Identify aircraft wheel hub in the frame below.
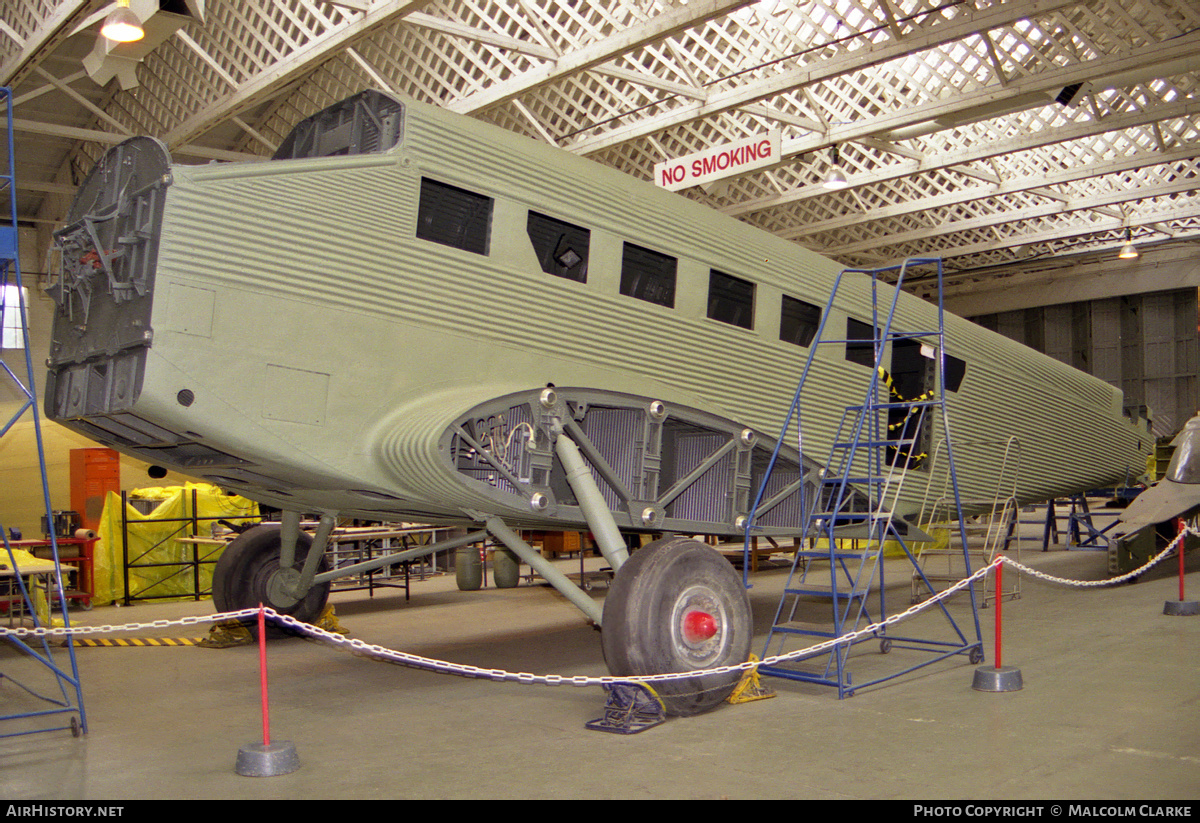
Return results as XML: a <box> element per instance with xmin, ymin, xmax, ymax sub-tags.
<box><xmin>265</xmin><ymin>566</ymin><xmax>302</xmax><ymax>609</ymax></box>
<box><xmin>671</xmin><ymin>585</ymin><xmax>728</xmax><ymax>667</ymax></box>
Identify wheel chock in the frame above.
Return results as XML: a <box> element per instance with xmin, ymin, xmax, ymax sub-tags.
<box><xmin>198</xmin><ymin>621</ymin><xmax>254</xmax><ymax>648</ymax></box>
<box><xmin>585</xmin><ymin>682</ymin><xmax>666</xmax><ymax>734</ymax></box>
<box><xmin>726</xmin><ymin>655</ymin><xmax>775</xmax><ymax>704</ymax></box>
<box><xmin>312</xmin><ymin>604</ymin><xmax>348</xmax><ymax>634</ymax></box>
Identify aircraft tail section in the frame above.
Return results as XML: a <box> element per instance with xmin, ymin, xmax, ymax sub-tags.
<box><xmin>45</xmin><ymin>137</ymin><xmax>171</xmax><ymax>436</ymax></box>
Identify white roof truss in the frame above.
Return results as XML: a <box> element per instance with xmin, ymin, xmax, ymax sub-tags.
<box><xmin>2</xmin><ymin>0</ymin><xmax>1198</xmax><ymax>278</ymax></box>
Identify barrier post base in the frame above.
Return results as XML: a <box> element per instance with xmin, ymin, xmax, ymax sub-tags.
<box><xmin>972</xmin><ymin>665</ymin><xmax>1024</xmax><ymax>692</ymax></box>
<box><xmin>1163</xmin><ymin>600</ymin><xmax>1200</xmax><ymax>616</ymax></box>
<box><xmin>235</xmin><ymin>740</ymin><xmax>300</xmax><ymax>777</ymax></box>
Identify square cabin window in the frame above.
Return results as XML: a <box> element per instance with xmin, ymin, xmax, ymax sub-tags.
<box><xmin>416</xmin><ymin>178</ymin><xmax>492</xmax><ymax>255</ymax></box>
<box><xmin>707</xmin><ymin>270</ymin><xmax>754</xmax><ymax>330</ymax></box>
<box><xmin>620</xmin><ymin>243</ymin><xmax>676</xmax><ymax>308</ymax></box>
<box><xmin>780</xmin><ymin>294</ymin><xmax>821</xmax><ymax>347</ymax></box>
<box><xmin>527</xmin><ymin>212</ymin><xmax>590</xmax><ymax>283</ymax></box>
<box><xmin>846</xmin><ymin>318</ymin><xmax>877</xmax><ymax>367</ymax></box>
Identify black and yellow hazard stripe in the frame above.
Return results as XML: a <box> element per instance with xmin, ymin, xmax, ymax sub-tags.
<box><xmin>876</xmin><ymin>367</ymin><xmax>931</xmax><ymax>464</ymax></box>
<box><xmin>76</xmin><ymin>638</ymin><xmax>204</xmax><ymax>647</ymax></box>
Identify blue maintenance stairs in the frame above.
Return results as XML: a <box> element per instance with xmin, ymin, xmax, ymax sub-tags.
<box><xmin>744</xmin><ymin>257</ymin><xmax>983</xmax><ymax>698</ymax></box>
<box><xmin>0</xmin><ymin>86</ymin><xmax>87</xmax><ymax>738</ymax></box>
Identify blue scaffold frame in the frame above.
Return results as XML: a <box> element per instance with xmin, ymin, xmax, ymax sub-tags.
<box><xmin>743</xmin><ymin>257</ymin><xmax>984</xmax><ymax>698</ymax></box>
<box><xmin>0</xmin><ymin>86</ymin><xmax>88</xmax><ymax>738</ymax></box>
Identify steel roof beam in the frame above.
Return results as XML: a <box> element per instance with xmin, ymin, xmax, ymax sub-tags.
<box><xmin>824</xmin><ymin>174</ymin><xmax>1200</xmax><ymax>257</ymax></box>
<box><xmin>163</xmin><ymin>0</ymin><xmax>434</xmax><ymax>150</ymax></box>
<box><xmin>446</xmin><ymin>0</ymin><xmax>755</xmax><ymax>116</ymax></box>
<box><xmin>726</xmin><ymin>97</ymin><xmax>1200</xmax><ymax>216</ymax></box>
<box><xmin>13</xmin><ymin>117</ymin><xmax>261</xmax><ymax>162</ymax></box>
<box><xmin>0</xmin><ymin>1</ymin><xmax>104</xmax><ymax>89</ymax></box>
<box><xmin>782</xmin><ymin>143</ymin><xmax>1200</xmax><ymax>240</ymax></box>
<box><xmin>562</xmin><ymin>0</ymin><xmax>1080</xmax><ymax>155</ymax></box>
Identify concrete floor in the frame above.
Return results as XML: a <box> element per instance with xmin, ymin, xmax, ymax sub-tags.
<box><xmin>1</xmin><ymin>543</ymin><xmax>1198</xmax><ymax>800</ymax></box>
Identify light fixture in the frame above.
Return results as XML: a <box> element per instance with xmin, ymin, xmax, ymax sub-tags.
<box><xmin>823</xmin><ymin>145</ymin><xmax>849</xmax><ymax>190</ymax></box>
<box><xmin>101</xmin><ymin>1</ymin><xmax>145</xmax><ymax>43</ymax></box>
<box><xmin>1119</xmin><ymin>227</ymin><xmax>1139</xmax><ymax>260</ymax></box>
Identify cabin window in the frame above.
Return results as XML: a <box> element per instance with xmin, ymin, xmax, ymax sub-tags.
<box><xmin>846</xmin><ymin>318</ymin><xmax>877</xmax><ymax>367</ymax></box>
<box><xmin>527</xmin><ymin>212</ymin><xmax>590</xmax><ymax>283</ymax></box>
<box><xmin>707</xmin><ymin>270</ymin><xmax>754</xmax><ymax>329</ymax></box>
<box><xmin>620</xmin><ymin>243</ymin><xmax>676</xmax><ymax>308</ymax></box>
<box><xmin>945</xmin><ymin>354</ymin><xmax>966</xmax><ymax>392</ymax></box>
<box><xmin>416</xmin><ymin>178</ymin><xmax>492</xmax><ymax>255</ymax></box>
<box><xmin>780</xmin><ymin>295</ymin><xmax>821</xmax><ymax>347</ymax></box>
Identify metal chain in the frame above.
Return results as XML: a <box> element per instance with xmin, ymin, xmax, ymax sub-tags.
<box><xmin>0</xmin><ymin>528</ymin><xmax>1191</xmax><ymax>687</ymax></box>
<box><xmin>996</xmin><ymin>525</ymin><xmax>1192</xmax><ymax>587</ymax></box>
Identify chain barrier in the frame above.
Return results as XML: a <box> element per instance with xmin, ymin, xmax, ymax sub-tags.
<box><xmin>0</xmin><ymin>527</ymin><xmax>1192</xmax><ymax>689</ymax></box>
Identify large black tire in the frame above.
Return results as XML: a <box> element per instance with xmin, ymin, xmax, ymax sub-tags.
<box><xmin>493</xmin><ymin>547</ymin><xmax>521</xmax><ymax>589</ymax></box>
<box><xmin>601</xmin><ymin>536</ymin><xmax>752</xmax><ymax>716</ymax></box>
<box><xmin>212</xmin><ymin>524</ymin><xmax>331</xmax><ymax>635</ymax></box>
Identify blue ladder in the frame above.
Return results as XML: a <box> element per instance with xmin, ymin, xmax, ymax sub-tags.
<box><xmin>747</xmin><ymin>257</ymin><xmax>983</xmax><ymax>698</ymax></box>
<box><xmin>0</xmin><ymin>86</ymin><xmax>87</xmax><ymax>738</ymax></box>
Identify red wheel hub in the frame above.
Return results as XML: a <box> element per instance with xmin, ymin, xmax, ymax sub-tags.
<box><xmin>682</xmin><ymin>610</ymin><xmax>718</xmax><ymax>643</ymax></box>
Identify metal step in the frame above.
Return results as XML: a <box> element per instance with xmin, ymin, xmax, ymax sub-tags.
<box><xmin>783</xmin><ymin>586</ymin><xmax>869</xmax><ymax>600</ymax></box>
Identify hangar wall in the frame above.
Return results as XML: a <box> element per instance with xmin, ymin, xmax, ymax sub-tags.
<box><xmin>968</xmin><ymin>288</ymin><xmax>1199</xmax><ymax>440</ymax></box>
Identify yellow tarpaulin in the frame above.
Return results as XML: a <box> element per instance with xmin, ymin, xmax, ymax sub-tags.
<box><xmin>93</xmin><ymin>483</ymin><xmax>259</xmax><ymax>606</ymax></box>
<box><xmin>1</xmin><ymin>547</ymin><xmax>62</xmax><ymax>626</ymax></box>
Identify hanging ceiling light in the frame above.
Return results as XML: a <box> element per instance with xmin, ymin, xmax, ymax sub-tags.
<box><xmin>1119</xmin><ymin>227</ymin><xmax>1139</xmax><ymax>260</ymax></box>
<box><xmin>101</xmin><ymin>0</ymin><xmax>145</xmax><ymax>43</ymax></box>
<box><xmin>823</xmin><ymin>145</ymin><xmax>849</xmax><ymax>190</ymax></box>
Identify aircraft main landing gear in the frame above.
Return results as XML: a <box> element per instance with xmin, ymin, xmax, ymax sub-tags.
<box><xmin>212</xmin><ymin>523</ymin><xmax>331</xmax><ymax>633</ymax></box>
<box><xmin>601</xmin><ymin>536</ymin><xmax>752</xmax><ymax>716</ymax></box>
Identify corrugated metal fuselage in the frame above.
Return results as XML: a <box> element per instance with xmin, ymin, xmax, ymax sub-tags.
<box><xmin>47</xmin><ymin>97</ymin><xmax>1151</xmax><ymax>530</ymax></box>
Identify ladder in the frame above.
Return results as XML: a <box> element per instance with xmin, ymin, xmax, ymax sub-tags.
<box><xmin>0</xmin><ymin>86</ymin><xmax>87</xmax><ymax>738</ymax></box>
<box><xmin>749</xmin><ymin>258</ymin><xmax>983</xmax><ymax>698</ymax></box>
<box><xmin>914</xmin><ymin>436</ymin><xmax>1022</xmax><ymax>607</ymax></box>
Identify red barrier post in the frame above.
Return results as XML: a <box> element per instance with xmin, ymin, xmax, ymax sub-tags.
<box><xmin>235</xmin><ymin>604</ymin><xmax>300</xmax><ymax>776</ymax></box>
<box><xmin>258</xmin><ymin>603</ymin><xmax>270</xmax><ymax>747</ymax></box>
<box><xmin>972</xmin><ymin>557</ymin><xmax>1023</xmax><ymax>691</ymax></box>
<box><xmin>1178</xmin><ymin>519</ymin><xmax>1187</xmax><ymax>603</ymax></box>
<box><xmin>994</xmin><ymin>560</ymin><xmax>1003</xmax><ymax>670</ymax></box>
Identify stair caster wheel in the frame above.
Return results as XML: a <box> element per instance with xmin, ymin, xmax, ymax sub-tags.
<box><xmin>879</xmin><ymin>638</ymin><xmax>892</xmax><ymax>654</ymax></box>
<box><xmin>969</xmin><ymin>646</ymin><xmax>985</xmax><ymax>664</ymax></box>
<box><xmin>601</xmin><ymin>537</ymin><xmax>752</xmax><ymax>716</ymax></box>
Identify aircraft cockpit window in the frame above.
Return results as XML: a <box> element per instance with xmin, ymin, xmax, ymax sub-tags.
<box><xmin>527</xmin><ymin>212</ymin><xmax>590</xmax><ymax>283</ymax></box>
<box><xmin>780</xmin><ymin>295</ymin><xmax>821</xmax><ymax>347</ymax></box>
<box><xmin>620</xmin><ymin>243</ymin><xmax>676</xmax><ymax>308</ymax></box>
<box><xmin>707</xmin><ymin>270</ymin><xmax>754</xmax><ymax>330</ymax></box>
<box><xmin>1167</xmin><ymin>425</ymin><xmax>1200</xmax><ymax>484</ymax></box>
<box><xmin>416</xmin><ymin>178</ymin><xmax>493</xmax><ymax>255</ymax></box>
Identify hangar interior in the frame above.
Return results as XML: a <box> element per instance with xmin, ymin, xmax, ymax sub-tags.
<box><xmin>0</xmin><ymin>0</ymin><xmax>1198</xmax><ymax>800</ymax></box>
